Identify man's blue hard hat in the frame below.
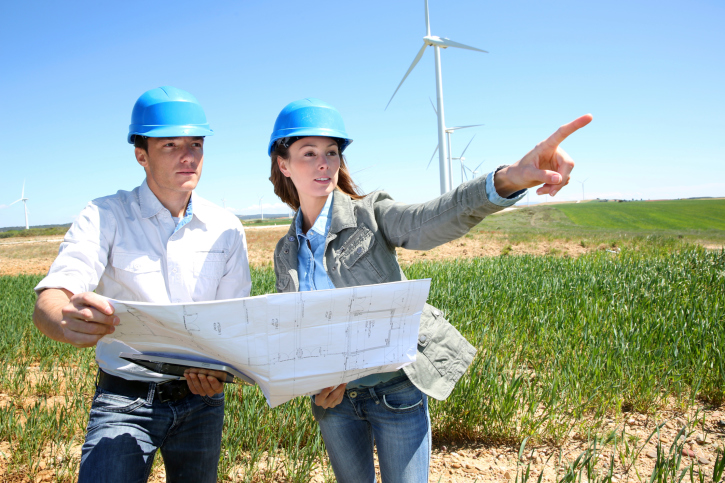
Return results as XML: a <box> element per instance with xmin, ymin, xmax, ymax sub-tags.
<box><xmin>268</xmin><ymin>98</ymin><xmax>352</xmax><ymax>156</ymax></box>
<box><xmin>128</xmin><ymin>86</ymin><xmax>214</xmax><ymax>144</ymax></box>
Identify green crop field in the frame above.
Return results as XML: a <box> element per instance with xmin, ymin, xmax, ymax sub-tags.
<box><xmin>1</xmin><ymin>246</ymin><xmax>724</xmax><ymax>482</ymax></box>
<box><xmin>473</xmin><ymin>199</ymin><xmax>725</xmax><ymax>248</ymax></box>
<box><xmin>556</xmin><ymin>200</ymin><xmax>725</xmax><ymax>232</ymax></box>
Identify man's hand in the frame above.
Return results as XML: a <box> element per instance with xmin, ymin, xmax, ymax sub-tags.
<box><xmin>494</xmin><ymin>114</ymin><xmax>593</xmax><ymax>198</ymax></box>
<box><xmin>313</xmin><ymin>384</ymin><xmax>347</xmax><ymax>409</ymax></box>
<box><xmin>34</xmin><ymin>288</ymin><xmax>119</xmax><ymax>348</ymax></box>
<box><xmin>184</xmin><ymin>369</ymin><xmax>226</xmax><ymax>397</ymax></box>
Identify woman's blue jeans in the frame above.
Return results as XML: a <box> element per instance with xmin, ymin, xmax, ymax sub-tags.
<box><xmin>311</xmin><ymin>375</ymin><xmax>431</xmax><ymax>483</ymax></box>
<box><xmin>78</xmin><ymin>385</ymin><xmax>225</xmax><ymax>483</ymax></box>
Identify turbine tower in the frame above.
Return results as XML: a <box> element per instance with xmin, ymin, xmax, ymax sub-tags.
<box><xmin>386</xmin><ymin>0</ymin><xmax>487</xmax><ymax>195</ymax></box>
<box><xmin>425</xmin><ymin>98</ymin><xmax>484</xmax><ymax>186</ymax></box>
<box><xmin>9</xmin><ymin>181</ymin><xmax>29</xmax><ymax>230</ymax></box>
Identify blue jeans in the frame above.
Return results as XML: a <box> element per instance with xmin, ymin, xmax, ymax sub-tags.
<box><xmin>311</xmin><ymin>375</ymin><xmax>431</xmax><ymax>483</ymax></box>
<box><xmin>78</xmin><ymin>385</ymin><xmax>225</xmax><ymax>483</ymax></box>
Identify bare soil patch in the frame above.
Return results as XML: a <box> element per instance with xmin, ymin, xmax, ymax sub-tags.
<box><xmin>0</xmin><ymin>228</ymin><xmax>598</xmax><ymax>277</ymax></box>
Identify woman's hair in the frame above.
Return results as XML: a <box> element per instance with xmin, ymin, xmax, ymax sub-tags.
<box><xmin>269</xmin><ymin>139</ymin><xmax>365</xmax><ymax>210</ymax></box>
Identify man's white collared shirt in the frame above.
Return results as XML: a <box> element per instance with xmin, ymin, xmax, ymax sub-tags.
<box><xmin>35</xmin><ymin>180</ymin><xmax>252</xmax><ymax>382</ymax></box>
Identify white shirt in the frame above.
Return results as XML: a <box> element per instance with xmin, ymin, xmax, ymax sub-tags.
<box><xmin>35</xmin><ymin>180</ymin><xmax>252</xmax><ymax>382</ymax></box>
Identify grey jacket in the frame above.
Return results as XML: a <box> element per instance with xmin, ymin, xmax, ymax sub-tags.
<box><xmin>273</xmin><ymin>174</ymin><xmax>505</xmax><ymax>400</ymax></box>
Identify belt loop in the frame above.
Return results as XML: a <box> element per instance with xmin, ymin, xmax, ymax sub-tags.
<box><xmin>95</xmin><ymin>369</ymin><xmax>101</xmax><ymax>388</ymax></box>
<box><xmin>147</xmin><ymin>382</ymin><xmax>157</xmax><ymax>403</ymax></box>
<box><xmin>368</xmin><ymin>386</ymin><xmax>380</xmax><ymax>405</ymax></box>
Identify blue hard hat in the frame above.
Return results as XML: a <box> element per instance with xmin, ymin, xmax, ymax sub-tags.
<box><xmin>128</xmin><ymin>86</ymin><xmax>214</xmax><ymax>144</ymax></box>
<box><xmin>268</xmin><ymin>98</ymin><xmax>352</xmax><ymax>156</ymax></box>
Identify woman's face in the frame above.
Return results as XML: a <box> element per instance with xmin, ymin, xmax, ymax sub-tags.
<box><xmin>278</xmin><ymin>136</ymin><xmax>340</xmax><ymax>204</ymax></box>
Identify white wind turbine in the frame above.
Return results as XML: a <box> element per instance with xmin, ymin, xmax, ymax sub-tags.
<box><xmin>452</xmin><ymin>135</ymin><xmax>476</xmax><ymax>185</ymax></box>
<box><xmin>575</xmin><ymin>178</ymin><xmax>589</xmax><ymax>202</ymax></box>
<box><xmin>425</xmin><ymin>98</ymin><xmax>484</xmax><ymax>186</ymax></box>
<box><xmin>464</xmin><ymin>160</ymin><xmax>485</xmax><ymax>180</ymax></box>
<box><xmin>386</xmin><ymin>0</ymin><xmax>487</xmax><ymax>195</ymax></box>
<box><xmin>7</xmin><ymin>181</ymin><xmax>30</xmax><ymax>230</ymax></box>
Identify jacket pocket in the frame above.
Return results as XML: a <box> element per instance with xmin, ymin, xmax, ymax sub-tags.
<box><xmin>339</xmin><ymin>224</ymin><xmax>389</xmax><ymax>284</ymax></box>
<box><xmin>405</xmin><ymin>304</ymin><xmax>477</xmax><ymax>400</ymax></box>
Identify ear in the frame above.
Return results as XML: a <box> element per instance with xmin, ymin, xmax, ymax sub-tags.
<box><xmin>277</xmin><ymin>157</ymin><xmax>292</xmax><ymax>178</ymax></box>
<box><xmin>135</xmin><ymin>147</ymin><xmax>148</xmax><ymax>168</ymax></box>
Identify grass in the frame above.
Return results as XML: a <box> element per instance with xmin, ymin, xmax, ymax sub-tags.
<box><xmin>473</xmin><ymin>199</ymin><xmax>725</xmax><ymax>247</ymax></box>
<box><xmin>1</xmin><ymin>245</ymin><xmax>724</xmax><ymax>481</ymax></box>
<box><xmin>0</xmin><ymin>226</ymin><xmax>68</xmax><ymax>239</ymax></box>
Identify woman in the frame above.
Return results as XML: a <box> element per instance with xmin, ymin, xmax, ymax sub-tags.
<box><xmin>268</xmin><ymin>98</ymin><xmax>591</xmax><ymax>482</ymax></box>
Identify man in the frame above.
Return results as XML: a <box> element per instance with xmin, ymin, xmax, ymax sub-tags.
<box><xmin>33</xmin><ymin>86</ymin><xmax>251</xmax><ymax>482</ymax></box>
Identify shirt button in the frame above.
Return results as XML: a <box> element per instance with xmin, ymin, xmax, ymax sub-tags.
<box><xmin>356</xmin><ymin>247</ymin><xmax>363</xmax><ymax>254</ymax></box>
<box><xmin>172</xmin><ymin>268</ymin><xmax>178</xmax><ymax>273</ymax></box>
<box><xmin>348</xmin><ymin>391</ymin><xmax>358</xmax><ymax>398</ymax></box>
<box><xmin>332</xmin><ymin>266</ymin><xmax>336</xmax><ymax>271</ymax></box>
<box><xmin>284</xmin><ymin>249</ymin><xmax>289</xmax><ymax>254</ymax></box>
<box><xmin>288</xmin><ymin>236</ymin><xmax>295</xmax><ymax>242</ymax></box>
<box><xmin>419</xmin><ymin>335</ymin><xmax>427</xmax><ymax>343</ymax></box>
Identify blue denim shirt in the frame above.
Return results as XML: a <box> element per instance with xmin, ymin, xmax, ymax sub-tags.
<box><xmin>296</xmin><ymin>193</ymin><xmax>336</xmax><ymax>292</ymax></box>
<box><xmin>296</xmin><ymin>171</ymin><xmax>525</xmax><ymax>388</ymax></box>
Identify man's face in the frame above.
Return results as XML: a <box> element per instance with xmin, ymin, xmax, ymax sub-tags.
<box><xmin>135</xmin><ymin>137</ymin><xmax>204</xmax><ymax>197</ymax></box>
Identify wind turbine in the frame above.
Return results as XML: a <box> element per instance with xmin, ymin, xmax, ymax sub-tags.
<box><xmin>258</xmin><ymin>196</ymin><xmax>264</xmax><ymax>221</ymax></box>
<box><xmin>451</xmin><ymin>135</ymin><xmax>475</xmax><ymax>184</ymax></box>
<box><xmin>8</xmin><ymin>181</ymin><xmax>29</xmax><ymax>230</ymax></box>
<box><xmin>464</xmin><ymin>160</ymin><xmax>485</xmax><ymax>180</ymax></box>
<box><xmin>386</xmin><ymin>0</ymin><xmax>487</xmax><ymax>195</ymax></box>
<box><xmin>426</xmin><ymin>98</ymin><xmax>484</xmax><ymax>185</ymax></box>
<box><xmin>221</xmin><ymin>195</ymin><xmax>227</xmax><ymax>209</ymax></box>
<box><xmin>575</xmin><ymin>178</ymin><xmax>589</xmax><ymax>202</ymax></box>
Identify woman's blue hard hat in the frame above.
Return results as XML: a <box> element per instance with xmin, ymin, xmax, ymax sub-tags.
<box><xmin>128</xmin><ymin>86</ymin><xmax>214</xmax><ymax>144</ymax></box>
<box><xmin>268</xmin><ymin>98</ymin><xmax>352</xmax><ymax>156</ymax></box>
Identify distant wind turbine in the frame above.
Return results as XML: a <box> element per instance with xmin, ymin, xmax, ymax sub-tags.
<box><xmin>451</xmin><ymin>135</ymin><xmax>475</xmax><ymax>184</ymax></box>
<box><xmin>426</xmin><ymin>98</ymin><xmax>484</xmax><ymax>185</ymax></box>
<box><xmin>258</xmin><ymin>196</ymin><xmax>264</xmax><ymax>221</ymax></box>
<box><xmin>221</xmin><ymin>195</ymin><xmax>227</xmax><ymax>209</ymax></box>
<box><xmin>575</xmin><ymin>178</ymin><xmax>589</xmax><ymax>202</ymax></box>
<box><xmin>8</xmin><ymin>181</ymin><xmax>29</xmax><ymax>230</ymax></box>
<box><xmin>386</xmin><ymin>0</ymin><xmax>487</xmax><ymax>195</ymax></box>
<box><xmin>463</xmin><ymin>160</ymin><xmax>485</xmax><ymax>180</ymax></box>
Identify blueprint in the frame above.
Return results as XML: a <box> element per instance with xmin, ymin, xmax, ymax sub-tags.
<box><xmin>105</xmin><ymin>279</ymin><xmax>431</xmax><ymax>408</ymax></box>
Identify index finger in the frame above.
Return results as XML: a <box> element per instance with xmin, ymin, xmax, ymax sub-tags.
<box><xmin>545</xmin><ymin>114</ymin><xmax>593</xmax><ymax>147</ymax></box>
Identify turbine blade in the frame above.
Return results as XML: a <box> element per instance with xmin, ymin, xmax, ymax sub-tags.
<box><xmin>448</xmin><ymin>123</ymin><xmax>485</xmax><ymax>131</ymax></box>
<box><xmin>424</xmin><ymin>0</ymin><xmax>431</xmax><ymax>36</ymax></box>
<box><xmin>429</xmin><ymin>97</ymin><xmax>437</xmax><ymax>115</ymax></box>
<box><xmin>426</xmin><ymin>145</ymin><xmax>439</xmax><ymax>169</ymax></box>
<box><xmin>437</xmin><ymin>38</ymin><xmax>488</xmax><ymax>53</ymax></box>
<box><xmin>474</xmin><ymin>161</ymin><xmax>484</xmax><ymax>171</ymax></box>
<box><xmin>9</xmin><ymin>199</ymin><xmax>22</xmax><ymax>206</ymax></box>
<box><xmin>459</xmin><ymin>135</ymin><xmax>475</xmax><ymax>158</ymax></box>
<box><xmin>385</xmin><ymin>43</ymin><xmax>428</xmax><ymax>110</ymax></box>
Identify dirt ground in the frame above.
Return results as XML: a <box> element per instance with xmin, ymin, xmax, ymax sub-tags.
<box><xmin>0</xmin><ymin>227</ymin><xmax>593</xmax><ymax>277</ymax></box>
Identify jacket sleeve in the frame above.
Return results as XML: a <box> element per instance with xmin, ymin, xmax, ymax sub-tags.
<box><xmin>371</xmin><ymin>172</ymin><xmax>505</xmax><ymax>251</ymax></box>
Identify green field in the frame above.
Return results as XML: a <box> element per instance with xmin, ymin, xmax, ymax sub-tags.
<box><xmin>556</xmin><ymin>200</ymin><xmax>725</xmax><ymax>231</ymax></box>
<box><xmin>474</xmin><ymin>199</ymin><xmax>725</xmax><ymax>247</ymax></box>
<box><xmin>1</xmin><ymin>246</ymin><xmax>723</xmax><ymax>482</ymax></box>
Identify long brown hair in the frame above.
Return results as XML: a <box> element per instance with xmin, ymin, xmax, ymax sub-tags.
<box><xmin>269</xmin><ymin>139</ymin><xmax>365</xmax><ymax>211</ymax></box>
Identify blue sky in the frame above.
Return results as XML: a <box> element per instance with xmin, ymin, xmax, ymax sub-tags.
<box><xmin>1</xmin><ymin>0</ymin><xmax>723</xmax><ymax>227</ymax></box>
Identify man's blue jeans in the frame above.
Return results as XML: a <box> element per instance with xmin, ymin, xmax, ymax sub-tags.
<box><xmin>311</xmin><ymin>375</ymin><xmax>431</xmax><ymax>483</ymax></box>
<box><xmin>78</xmin><ymin>384</ymin><xmax>224</xmax><ymax>483</ymax></box>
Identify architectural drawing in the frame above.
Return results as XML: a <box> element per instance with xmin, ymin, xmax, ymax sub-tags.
<box><xmin>107</xmin><ymin>279</ymin><xmax>430</xmax><ymax>407</ymax></box>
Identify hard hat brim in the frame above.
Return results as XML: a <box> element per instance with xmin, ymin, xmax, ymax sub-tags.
<box><xmin>268</xmin><ymin>129</ymin><xmax>352</xmax><ymax>156</ymax></box>
<box><xmin>127</xmin><ymin>125</ymin><xmax>214</xmax><ymax>144</ymax></box>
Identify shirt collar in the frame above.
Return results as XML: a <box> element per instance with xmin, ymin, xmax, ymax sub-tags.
<box><xmin>296</xmin><ymin>192</ymin><xmax>334</xmax><ymax>241</ymax></box>
<box><xmin>138</xmin><ymin>178</ymin><xmax>206</xmax><ymax>223</ymax></box>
